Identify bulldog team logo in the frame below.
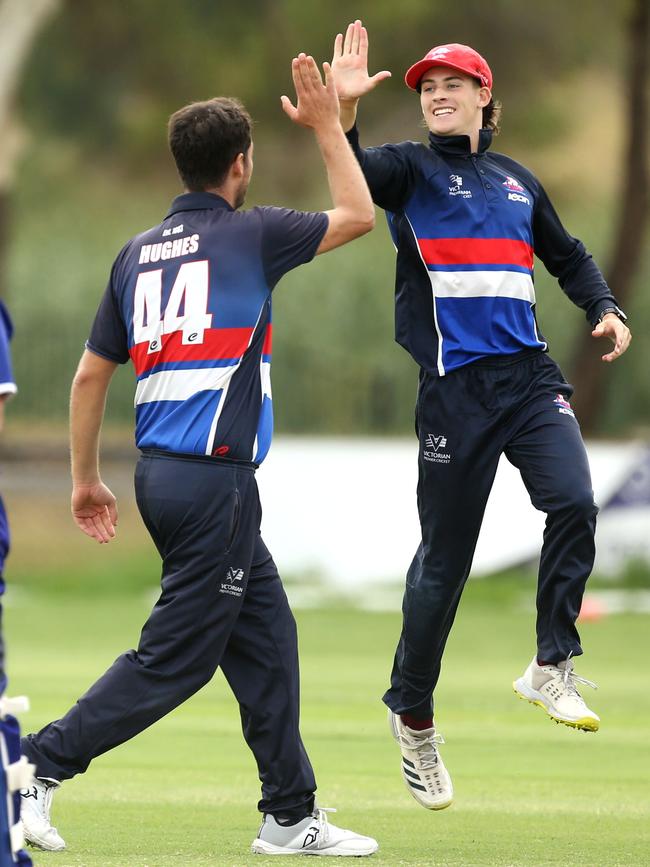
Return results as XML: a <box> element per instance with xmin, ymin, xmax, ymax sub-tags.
<box><xmin>553</xmin><ymin>394</ymin><xmax>576</xmax><ymax>418</ymax></box>
<box><xmin>502</xmin><ymin>175</ymin><xmax>525</xmax><ymax>192</ymax></box>
<box><xmin>429</xmin><ymin>46</ymin><xmax>452</xmax><ymax>61</ymax></box>
<box><xmin>503</xmin><ymin>174</ymin><xmax>531</xmax><ymax>206</ymax></box>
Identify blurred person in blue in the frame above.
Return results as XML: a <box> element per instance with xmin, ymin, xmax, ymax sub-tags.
<box><xmin>19</xmin><ymin>55</ymin><xmax>379</xmax><ymax>857</ymax></box>
<box><xmin>0</xmin><ymin>302</ymin><xmax>18</xmax><ymax>607</ymax></box>
<box><xmin>0</xmin><ymin>301</ymin><xmax>34</xmax><ymax>867</ymax></box>
<box><xmin>331</xmin><ymin>20</ymin><xmax>632</xmax><ymax>810</ymax></box>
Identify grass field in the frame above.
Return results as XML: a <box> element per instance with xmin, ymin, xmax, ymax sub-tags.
<box><xmin>5</xmin><ymin>577</ymin><xmax>650</xmax><ymax>867</ymax></box>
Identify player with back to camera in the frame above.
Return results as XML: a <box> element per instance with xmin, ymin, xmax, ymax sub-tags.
<box><xmin>18</xmin><ymin>54</ymin><xmax>379</xmax><ymax>857</ymax></box>
<box><xmin>330</xmin><ymin>20</ymin><xmax>631</xmax><ymax>810</ymax></box>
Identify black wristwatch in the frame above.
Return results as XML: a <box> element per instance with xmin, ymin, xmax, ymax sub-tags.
<box><xmin>596</xmin><ymin>306</ymin><xmax>627</xmax><ymax>324</ymax></box>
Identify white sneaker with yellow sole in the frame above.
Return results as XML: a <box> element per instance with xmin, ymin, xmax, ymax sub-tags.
<box><xmin>513</xmin><ymin>656</ymin><xmax>600</xmax><ymax>732</ymax></box>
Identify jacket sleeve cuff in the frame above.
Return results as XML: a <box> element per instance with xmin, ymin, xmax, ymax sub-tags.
<box><xmin>590</xmin><ymin>300</ymin><xmax>627</xmax><ymax>328</ymax></box>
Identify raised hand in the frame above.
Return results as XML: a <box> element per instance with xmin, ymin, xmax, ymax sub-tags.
<box><xmin>331</xmin><ymin>19</ymin><xmax>391</xmax><ymax>100</ymax></box>
<box><xmin>281</xmin><ymin>54</ymin><xmax>339</xmax><ymax>130</ymax></box>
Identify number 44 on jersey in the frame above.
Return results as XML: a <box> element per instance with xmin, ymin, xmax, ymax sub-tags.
<box><xmin>133</xmin><ymin>260</ymin><xmax>212</xmax><ymax>354</ymax></box>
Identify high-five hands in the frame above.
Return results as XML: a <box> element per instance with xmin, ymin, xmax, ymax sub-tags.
<box><xmin>331</xmin><ymin>19</ymin><xmax>391</xmax><ymax>100</ymax></box>
<box><xmin>281</xmin><ymin>54</ymin><xmax>339</xmax><ymax>129</ymax></box>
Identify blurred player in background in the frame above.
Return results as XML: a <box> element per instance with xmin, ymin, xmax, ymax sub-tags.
<box><xmin>19</xmin><ymin>55</ymin><xmax>378</xmax><ymax>857</ymax></box>
<box><xmin>0</xmin><ymin>301</ymin><xmax>34</xmax><ymax>866</ymax></box>
<box><xmin>331</xmin><ymin>20</ymin><xmax>631</xmax><ymax>810</ymax></box>
<box><xmin>0</xmin><ymin>302</ymin><xmax>18</xmax><ymax>664</ymax></box>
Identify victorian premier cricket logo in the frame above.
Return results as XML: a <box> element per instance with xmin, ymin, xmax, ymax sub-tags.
<box><xmin>448</xmin><ymin>174</ymin><xmax>472</xmax><ymax>198</ymax></box>
<box><xmin>424</xmin><ymin>434</ymin><xmax>452</xmax><ymax>464</ymax></box>
<box><xmin>220</xmin><ymin>567</ymin><xmax>245</xmax><ymax>597</ymax></box>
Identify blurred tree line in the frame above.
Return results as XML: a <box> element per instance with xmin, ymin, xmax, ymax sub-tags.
<box><xmin>4</xmin><ymin>0</ymin><xmax>649</xmax><ymax>438</ymax></box>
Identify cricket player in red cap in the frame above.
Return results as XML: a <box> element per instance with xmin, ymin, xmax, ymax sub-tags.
<box><xmin>331</xmin><ymin>20</ymin><xmax>631</xmax><ymax>811</ymax></box>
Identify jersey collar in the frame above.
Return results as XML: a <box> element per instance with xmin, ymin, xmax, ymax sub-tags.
<box><xmin>428</xmin><ymin>127</ymin><xmax>493</xmax><ymax>157</ymax></box>
<box><xmin>166</xmin><ymin>191</ymin><xmax>234</xmax><ymax>217</ymax></box>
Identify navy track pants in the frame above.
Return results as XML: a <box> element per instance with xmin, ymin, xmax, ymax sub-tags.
<box><xmin>22</xmin><ymin>452</ymin><xmax>316</xmax><ymax>816</ymax></box>
<box><xmin>384</xmin><ymin>351</ymin><xmax>598</xmax><ymax>719</ymax></box>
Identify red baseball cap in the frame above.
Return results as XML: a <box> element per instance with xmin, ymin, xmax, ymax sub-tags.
<box><xmin>405</xmin><ymin>43</ymin><xmax>492</xmax><ymax>91</ymax></box>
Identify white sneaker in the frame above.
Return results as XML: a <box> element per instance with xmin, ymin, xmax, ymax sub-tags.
<box><xmin>251</xmin><ymin>808</ymin><xmax>378</xmax><ymax>856</ymax></box>
<box><xmin>513</xmin><ymin>656</ymin><xmax>600</xmax><ymax>732</ymax></box>
<box><xmin>389</xmin><ymin>711</ymin><xmax>453</xmax><ymax>810</ymax></box>
<box><xmin>20</xmin><ymin>777</ymin><xmax>65</xmax><ymax>851</ymax></box>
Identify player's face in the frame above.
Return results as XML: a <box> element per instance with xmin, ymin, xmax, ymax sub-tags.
<box><xmin>419</xmin><ymin>68</ymin><xmax>490</xmax><ymax>138</ymax></box>
<box><xmin>234</xmin><ymin>142</ymin><xmax>254</xmax><ymax>209</ymax></box>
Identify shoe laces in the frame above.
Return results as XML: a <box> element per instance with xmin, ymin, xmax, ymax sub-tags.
<box><xmin>30</xmin><ymin>779</ymin><xmax>59</xmax><ymax>828</ymax></box>
<box><xmin>311</xmin><ymin>807</ymin><xmax>336</xmax><ymax>844</ymax></box>
<box><xmin>560</xmin><ymin>658</ymin><xmax>598</xmax><ymax>697</ymax></box>
<box><xmin>399</xmin><ymin>729</ymin><xmax>445</xmax><ymax>770</ymax></box>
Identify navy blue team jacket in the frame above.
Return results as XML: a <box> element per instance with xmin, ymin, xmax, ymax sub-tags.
<box><xmin>87</xmin><ymin>192</ymin><xmax>327</xmax><ymax>462</ymax></box>
<box><xmin>347</xmin><ymin>125</ymin><xmax>622</xmax><ymax>376</ymax></box>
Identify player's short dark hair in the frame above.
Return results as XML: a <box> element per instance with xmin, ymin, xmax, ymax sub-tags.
<box><xmin>168</xmin><ymin>97</ymin><xmax>253</xmax><ymax>192</ymax></box>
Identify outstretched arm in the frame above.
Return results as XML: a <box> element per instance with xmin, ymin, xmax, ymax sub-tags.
<box><xmin>70</xmin><ymin>349</ymin><xmax>119</xmax><ymax>543</ymax></box>
<box><xmin>281</xmin><ymin>53</ymin><xmax>375</xmax><ymax>253</ymax></box>
<box><xmin>331</xmin><ymin>19</ymin><xmax>391</xmax><ymax>131</ymax></box>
